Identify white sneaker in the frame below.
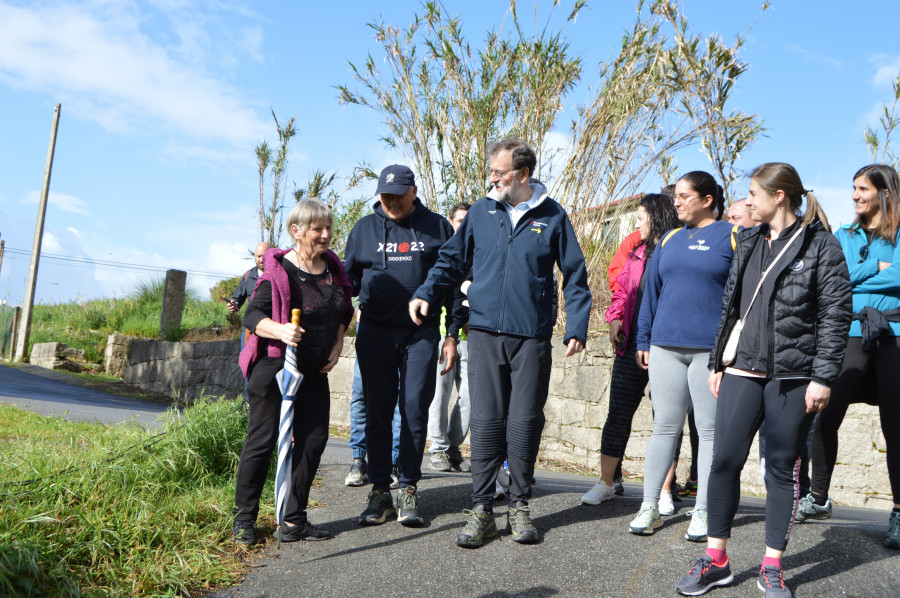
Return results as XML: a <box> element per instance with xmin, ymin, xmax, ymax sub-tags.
<box><xmin>629</xmin><ymin>501</ymin><xmax>662</xmax><ymax>535</ymax></box>
<box><xmin>685</xmin><ymin>507</ymin><xmax>708</xmax><ymax>542</ymax></box>
<box><xmin>581</xmin><ymin>482</ymin><xmax>616</xmax><ymax>505</ymax></box>
<box><xmin>658</xmin><ymin>489</ymin><xmax>675</xmax><ymax>516</ymax></box>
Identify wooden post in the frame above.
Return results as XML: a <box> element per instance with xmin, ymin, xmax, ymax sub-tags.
<box><xmin>15</xmin><ymin>103</ymin><xmax>61</xmax><ymax>362</ymax></box>
<box><xmin>0</xmin><ymin>240</ymin><xmax>5</xmax><ymax>279</ymax></box>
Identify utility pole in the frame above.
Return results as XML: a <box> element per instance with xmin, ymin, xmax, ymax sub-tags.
<box><xmin>15</xmin><ymin>103</ymin><xmax>61</xmax><ymax>362</ymax></box>
<box><xmin>0</xmin><ymin>240</ymin><xmax>5</xmax><ymax>279</ymax></box>
<box><xmin>49</xmin><ymin>281</ymin><xmax>59</xmax><ymax>304</ymax></box>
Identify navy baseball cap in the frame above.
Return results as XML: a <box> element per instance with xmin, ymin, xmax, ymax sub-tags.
<box><xmin>375</xmin><ymin>164</ymin><xmax>415</xmax><ymax>195</ymax></box>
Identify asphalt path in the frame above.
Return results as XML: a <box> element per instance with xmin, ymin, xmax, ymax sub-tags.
<box><xmin>0</xmin><ymin>364</ymin><xmax>171</xmax><ymax>430</ymax></box>
<box><xmin>212</xmin><ymin>439</ymin><xmax>899</xmax><ymax>598</ymax></box>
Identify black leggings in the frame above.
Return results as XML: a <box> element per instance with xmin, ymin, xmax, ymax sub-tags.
<box><xmin>600</xmin><ymin>344</ymin><xmax>648</xmax><ymax>460</ymax></box>
<box><xmin>811</xmin><ymin>337</ymin><xmax>900</xmax><ymax>502</ymax></box>
<box><xmin>707</xmin><ymin>374</ymin><xmax>813</xmax><ymax>551</ymax></box>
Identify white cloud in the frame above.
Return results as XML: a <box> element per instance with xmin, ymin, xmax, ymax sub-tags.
<box><xmin>42</xmin><ymin>230</ymin><xmax>62</xmax><ymax>253</ymax></box>
<box><xmin>0</xmin><ymin>1</ymin><xmax>269</xmax><ymax>149</ymax></box>
<box><xmin>785</xmin><ymin>45</ymin><xmax>842</xmax><ymax>70</ymax></box>
<box><xmin>23</xmin><ymin>190</ymin><xmax>90</xmax><ymax>215</ymax></box>
<box><xmin>66</xmin><ymin>226</ymin><xmax>82</xmax><ymax>240</ymax></box>
<box><xmin>871</xmin><ymin>55</ymin><xmax>900</xmax><ymax>87</ymax></box>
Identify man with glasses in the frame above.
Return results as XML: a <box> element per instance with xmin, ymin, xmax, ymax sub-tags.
<box><xmin>409</xmin><ymin>137</ymin><xmax>592</xmax><ymax>548</ymax></box>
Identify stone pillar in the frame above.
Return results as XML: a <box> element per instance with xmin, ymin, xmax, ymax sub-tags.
<box><xmin>159</xmin><ymin>269</ymin><xmax>187</xmax><ymax>337</ymax></box>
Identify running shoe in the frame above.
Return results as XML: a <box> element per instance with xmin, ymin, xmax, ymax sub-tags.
<box><xmin>675</xmin><ymin>554</ymin><xmax>733</xmax><ymax>596</ymax></box>
<box><xmin>430</xmin><ymin>451</ymin><xmax>451</xmax><ymax>471</ymax></box>
<box><xmin>581</xmin><ymin>481</ymin><xmax>616</xmax><ymax>505</ymax></box>
<box><xmin>794</xmin><ymin>493</ymin><xmax>832</xmax><ymax>522</ymax></box>
<box><xmin>232</xmin><ymin>520</ymin><xmax>256</xmax><ymax>545</ymax></box>
<box><xmin>629</xmin><ymin>501</ymin><xmax>662</xmax><ymax>535</ymax></box>
<box><xmin>885</xmin><ymin>511</ymin><xmax>900</xmax><ymax>549</ymax></box>
<box><xmin>659</xmin><ymin>489</ymin><xmax>676</xmax><ymax>516</ymax></box>
<box><xmin>613</xmin><ymin>476</ymin><xmax>625</xmax><ymax>496</ymax></box>
<box><xmin>397</xmin><ymin>487</ymin><xmax>424</xmax><ymax>527</ymax></box>
<box><xmin>344</xmin><ymin>458</ymin><xmax>368</xmax><ymax>487</ymax></box>
<box><xmin>685</xmin><ymin>507</ymin><xmax>708</xmax><ymax>542</ymax></box>
<box><xmin>456</xmin><ymin>505</ymin><xmax>497</xmax><ymax>548</ymax></box>
<box><xmin>274</xmin><ymin>520</ymin><xmax>332</xmax><ymax>542</ymax></box>
<box><xmin>758</xmin><ymin>564</ymin><xmax>793</xmax><ymax>598</ymax></box>
<box><xmin>681</xmin><ymin>477</ymin><xmax>698</xmax><ymax>497</ymax></box>
<box><xmin>359</xmin><ymin>489</ymin><xmax>396</xmax><ymax>525</ymax></box>
<box><xmin>506</xmin><ymin>501</ymin><xmax>539</xmax><ymax>544</ymax></box>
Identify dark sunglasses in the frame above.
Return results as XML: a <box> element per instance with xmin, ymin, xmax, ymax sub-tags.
<box><xmin>858</xmin><ymin>244</ymin><xmax>869</xmax><ymax>263</ymax></box>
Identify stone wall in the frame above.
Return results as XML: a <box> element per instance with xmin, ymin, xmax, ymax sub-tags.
<box><xmin>30</xmin><ymin>342</ymin><xmax>89</xmax><ymax>372</ymax></box>
<box><xmin>120</xmin><ymin>335</ymin><xmax>243</xmax><ymax>401</ymax></box>
<box><xmin>116</xmin><ymin>334</ymin><xmax>890</xmax><ymax>509</ymax></box>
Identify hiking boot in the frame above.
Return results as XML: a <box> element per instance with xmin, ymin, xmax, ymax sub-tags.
<box><xmin>675</xmin><ymin>554</ymin><xmax>734</xmax><ymax>596</ymax></box>
<box><xmin>506</xmin><ymin>501</ymin><xmax>539</xmax><ymax>544</ymax></box>
<box><xmin>659</xmin><ymin>489</ymin><xmax>676</xmax><ymax>516</ymax></box>
<box><xmin>758</xmin><ymin>564</ymin><xmax>793</xmax><ymax>598</ymax></box>
<box><xmin>685</xmin><ymin>507</ymin><xmax>708</xmax><ymax>542</ymax></box>
<box><xmin>344</xmin><ymin>458</ymin><xmax>368</xmax><ymax>487</ymax></box>
<box><xmin>613</xmin><ymin>476</ymin><xmax>625</xmax><ymax>496</ymax></box>
<box><xmin>795</xmin><ymin>493</ymin><xmax>832</xmax><ymax>523</ymax></box>
<box><xmin>397</xmin><ymin>487</ymin><xmax>424</xmax><ymax>527</ymax></box>
<box><xmin>456</xmin><ymin>505</ymin><xmax>497</xmax><ymax>548</ymax></box>
<box><xmin>885</xmin><ymin>511</ymin><xmax>900</xmax><ymax>549</ymax></box>
<box><xmin>359</xmin><ymin>489</ymin><xmax>396</xmax><ymax>525</ymax></box>
<box><xmin>581</xmin><ymin>481</ymin><xmax>615</xmax><ymax>505</ymax></box>
<box><xmin>447</xmin><ymin>446</ymin><xmax>471</xmax><ymax>472</ymax></box>
<box><xmin>430</xmin><ymin>451</ymin><xmax>451</xmax><ymax>471</ymax></box>
<box><xmin>274</xmin><ymin>520</ymin><xmax>332</xmax><ymax>542</ymax></box>
<box><xmin>681</xmin><ymin>477</ymin><xmax>698</xmax><ymax>497</ymax></box>
<box><xmin>629</xmin><ymin>501</ymin><xmax>662</xmax><ymax>535</ymax></box>
<box><xmin>390</xmin><ymin>465</ymin><xmax>400</xmax><ymax>489</ymax></box>
<box><xmin>232</xmin><ymin>520</ymin><xmax>257</xmax><ymax>545</ymax></box>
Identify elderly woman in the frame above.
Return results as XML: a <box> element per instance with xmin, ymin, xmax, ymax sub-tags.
<box><xmin>232</xmin><ymin>199</ymin><xmax>354</xmax><ymax>545</ymax></box>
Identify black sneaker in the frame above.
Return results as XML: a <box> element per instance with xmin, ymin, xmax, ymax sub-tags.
<box><xmin>885</xmin><ymin>510</ymin><xmax>900</xmax><ymax>548</ymax></box>
<box><xmin>359</xmin><ymin>490</ymin><xmax>396</xmax><ymax>525</ymax></box>
<box><xmin>397</xmin><ymin>487</ymin><xmax>424</xmax><ymax>527</ymax></box>
<box><xmin>757</xmin><ymin>564</ymin><xmax>792</xmax><ymax>598</ymax></box>
<box><xmin>390</xmin><ymin>465</ymin><xmax>400</xmax><ymax>489</ymax></box>
<box><xmin>675</xmin><ymin>554</ymin><xmax>733</xmax><ymax>596</ymax></box>
<box><xmin>344</xmin><ymin>458</ymin><xmax>368</xmax><ymax>487</ymax></box>
<box><xmin>506</xmin><ymin>501</ymin><xmax>539</xmax><ymax>544</ymax></box>
<box><xmin>456</xmin><ymin>505</ymin><xmax>497</xmax><ymax>548</ymax></box>
<box><xmin>274</xmin><ymin>520</ymin><xmax>332</xmax><ymax>542</ymax></box>
<box><xmin>232</xmin><ymin>520</ymin><xmax>257</xmax><ymax>545</ymax></box>
<box><xmin>447</xmin><ymin>446</ymin><xmax>471</xmax><ymax>472</ymax></box>
<box><xmin>613</xmin><ymin>476</ymin><xmax>625</xmax><ymax>496</ymax></box>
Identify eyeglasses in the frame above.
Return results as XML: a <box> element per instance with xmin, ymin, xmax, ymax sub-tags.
<box><xmin>673</xmin><ymin>194</ymin><xmax>699</xmax><ymax>204</ymax></box>
<box><xmin>858</xmin><ymin>244</ymin><xmax>869</xmax><ymax>263</ymax></box>
<box><xmin>488</xmin><ymin>167</ymin><xmax>518</xmax><ymax>179</ymax></box>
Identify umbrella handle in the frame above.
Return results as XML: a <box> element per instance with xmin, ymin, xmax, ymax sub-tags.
<box><xmin>291</xmin><ymin>308</ymin><xmax>301</xmax><ymax>326</ymax></box>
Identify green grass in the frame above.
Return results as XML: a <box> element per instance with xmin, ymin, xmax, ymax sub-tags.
<box><xmin>28</xmin><ymin>277</ymin><xmax>238</xmax><ymax>364</ymax></box>
<box><xmin>0</xmin><ymin>397</ymin><xmax>267</xmax><ymax>597</ymax></box>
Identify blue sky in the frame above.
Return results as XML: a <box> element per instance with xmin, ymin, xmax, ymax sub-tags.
<box><xmin>1</xmin><ymin>0</ymin><xmax>898</xmax><ymax>305</ymax></box>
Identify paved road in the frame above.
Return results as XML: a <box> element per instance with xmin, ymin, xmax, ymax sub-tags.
<box><xmin>0</xmin><ymin>364</ymin><xmax>171</xmax><ymax>430</ymax></box>
<box><xmin>212</xmin><ymin>439</ymin><xmax>899</xmax><ymax>598</ymax></box>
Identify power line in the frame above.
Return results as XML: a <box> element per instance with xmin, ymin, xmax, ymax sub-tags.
<box><xmin>1</xmin><ymin>247</ymin><xmax>239</xmax><ymax>280</ymax></box>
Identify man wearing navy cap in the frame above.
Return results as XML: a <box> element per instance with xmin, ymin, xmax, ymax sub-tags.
<box><xmin>343</xmin><ymin>165</ymin><xmax>461</xmax><ymax>527</ymax></box>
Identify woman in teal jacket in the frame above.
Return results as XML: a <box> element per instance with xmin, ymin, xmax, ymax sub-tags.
<box><xmin>802</xmin><ymin>163</ymin><xmax>900</xmax><ymax>550</ymax></box>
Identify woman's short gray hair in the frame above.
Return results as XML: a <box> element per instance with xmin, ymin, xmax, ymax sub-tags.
<box><xmin>286</xmin><ymin>199</ymin><xmax>332</xmax><ymax>237</ymax></box>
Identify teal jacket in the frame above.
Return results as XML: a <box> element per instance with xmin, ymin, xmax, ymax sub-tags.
<box><xmin>836</xmin><ymin>225</ymin><xmax>900</xmax><ymax>337</ymax></box>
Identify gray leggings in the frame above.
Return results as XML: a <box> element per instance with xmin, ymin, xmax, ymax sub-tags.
<box><xmin>643</xmin><ymin>346</ymin><xmax>717</xmax><ymax>508</ymax></box>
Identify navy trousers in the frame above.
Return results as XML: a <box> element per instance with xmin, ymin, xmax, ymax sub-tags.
<box><xmin>356</xmin><ymin>321</ymin><xmax>440</xmax><ymax>491</ymax></box>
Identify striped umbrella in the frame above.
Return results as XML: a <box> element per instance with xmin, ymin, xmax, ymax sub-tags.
<box><xmin>274</xmin><ymin>309</ymin><xmax>303</xmax><ymax>534</ymax></box>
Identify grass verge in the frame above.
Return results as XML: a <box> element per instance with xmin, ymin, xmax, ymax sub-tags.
<box><xmin>0</xmin><ymin>396</ymin><xmax>266</xmax><ymax>597</ymax></box>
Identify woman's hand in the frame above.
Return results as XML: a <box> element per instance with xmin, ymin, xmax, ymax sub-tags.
<box><xmin>636</xmin><ymin>350</ymin><xmax>649</xmax><ymax>370</ymax></box>
<box><xmin>805</xmin><ymin>381</ymin><xmax>831</xmax><ymax>414</ymax></box>
<box><xmin>320</xmin><ymin>325</ymin><xmax>348</xmax><ymax>373</ymax></box>
<box><xmin>608</xmin><ymin>319</ymin><xmax>624</xmax><ymax>349</ymax></box>
<box><xmin>280</xmin><ymin>322</ymin><xmax>304</xmax><ymax>347</ymax></box>
<box><xmin>879</xmin><ymin>261</ymin><xmax>892</xmax><ymax>271</ymax></box>
<box><xmin>708</xmin><ymin>371</ymin><xmax>723</xmax><ymax>398</ymax></box>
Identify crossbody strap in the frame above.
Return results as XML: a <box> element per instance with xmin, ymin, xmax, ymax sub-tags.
<box><xmin>739</xmin><ymin>225</ymin><xmax>805</xmax><ymax>320</ymax></box>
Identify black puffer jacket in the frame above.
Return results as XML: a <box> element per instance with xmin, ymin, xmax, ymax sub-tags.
<box><xmin>708</xmin><ymin>219</ymin><xmax>852</xmax><ymax>387</ymax></box>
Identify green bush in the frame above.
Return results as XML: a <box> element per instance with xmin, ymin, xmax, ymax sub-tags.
<box><xmin>209</xmin><ymin>275</ymin><xmax>242</xmax><ymax>303</ymax></box>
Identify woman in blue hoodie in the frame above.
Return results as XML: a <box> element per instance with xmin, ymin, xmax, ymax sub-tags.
<box><xmin>630</xmin><ymin>171</ymin><xmax>734</xmax><ymax>541</ymax></box>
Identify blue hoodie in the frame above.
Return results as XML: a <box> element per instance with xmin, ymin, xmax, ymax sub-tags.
<box><xmin>413</xmin><ymin>181</ymin><xmax>591</xmax><ymax>344</ymax></box>
<box><xmin>344</xmin><ymin>198</ymin><xmax>455</xmax><ymax>329</ymax></box>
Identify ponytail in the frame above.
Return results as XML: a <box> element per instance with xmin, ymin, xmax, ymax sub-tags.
<box><xmin>801</xmin><ymin>191</ymin><xmax>830</xmax><ymax>231</ymax></box>
<box><xmin>714</xmin><ymin>184</ymin><xmax>726</xmax><ymax>221</ymax></box>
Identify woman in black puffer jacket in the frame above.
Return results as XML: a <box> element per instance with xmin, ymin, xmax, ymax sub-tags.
<box><xmin>675</xmin><ymin>163</ymin><xmax>851</xmax><ymax>598</ymax></box>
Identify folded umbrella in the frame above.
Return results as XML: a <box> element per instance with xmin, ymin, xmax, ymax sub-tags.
<box><xmin>274</xmin><ymin>309</ymin><xmax>303</xmax><ymax>533</ymax></box>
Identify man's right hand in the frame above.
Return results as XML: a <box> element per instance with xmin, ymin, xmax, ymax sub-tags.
<box><xmin>408</xmin><ymin>298</ymin><xmax>430</xmax><ymax>326</ymax></box>
<box><xmin>226</xmin><ymin>300</ymin><xmax>238</xmax><ymax>313</ymax></box>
